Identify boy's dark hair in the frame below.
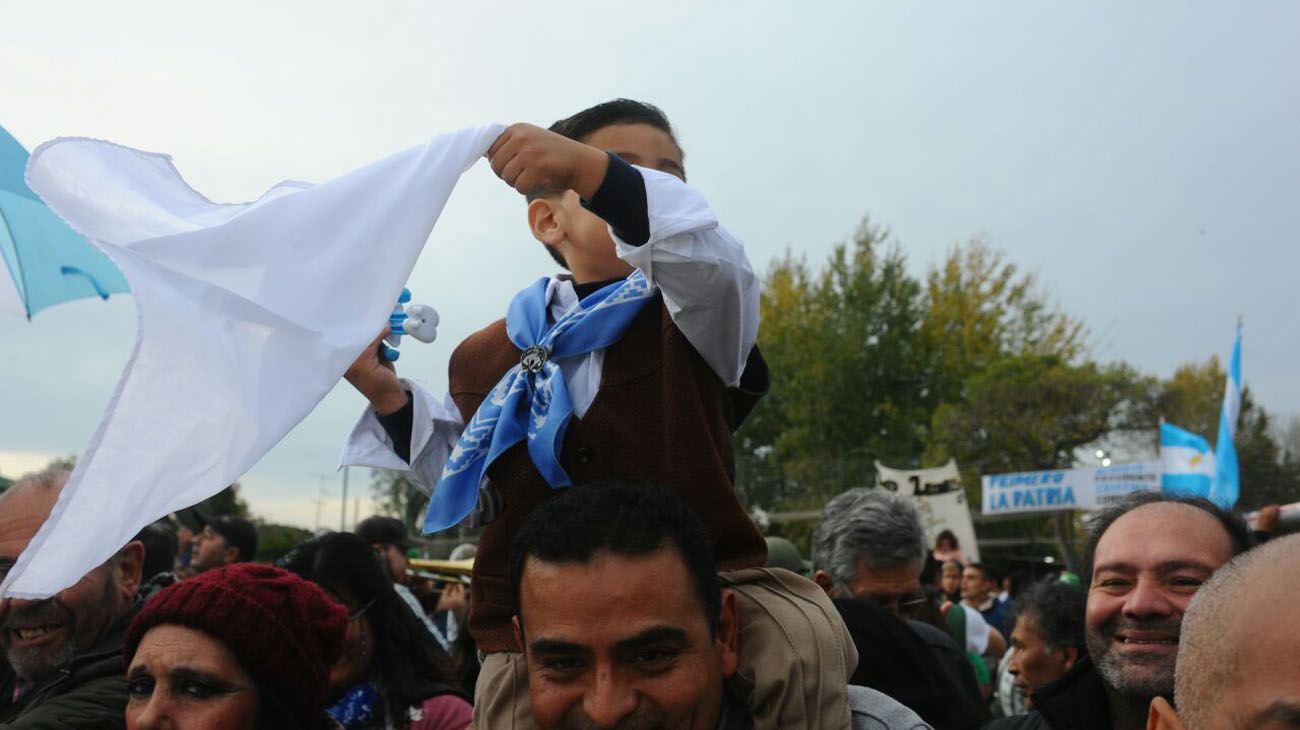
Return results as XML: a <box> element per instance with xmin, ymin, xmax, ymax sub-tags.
<box><xmin>1011</xmin><ymin>579</ymin><xmax>1087</xmax><ymax>654</ymax></box>
<box><xmin>509</xmin><ymin>480</ymin><xmax>721</xmax><ymax>636</ymax></box>
<box><xmin>1080</xmin><ymin>492</ymin><xmax>1252</xmax><ymax>582</ymax></box>
<box><xmin>534</xmin><ymin>99</ymin><xmax>682</xmax><ymax>269</ymax></box>
<box><xmin>548</xmin><ymin>98</ymin><xmax>680</xmax><ymax>151</ymax></box>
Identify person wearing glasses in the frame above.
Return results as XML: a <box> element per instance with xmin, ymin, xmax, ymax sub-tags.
<box><xmin>812</xmin><ymin>487</ymin><xmax>986</xmax><ymax>729</ymax></box>
<box><xmin>281</xmin><ymin>532</ymin><xmax>471</xmax><ymax>730</ymax></box>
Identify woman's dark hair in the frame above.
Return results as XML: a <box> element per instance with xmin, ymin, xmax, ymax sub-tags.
<box><xmin>935</xmin><ymin>529</ymin><xmax>958</xmax><ymax>550</ymax></box>
<box><xmin>280</xmin><ymin>532</ymin><xmax>462</xmax><ymax>726</ymax></box>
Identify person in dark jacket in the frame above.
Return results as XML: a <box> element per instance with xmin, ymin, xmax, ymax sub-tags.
<box><xmin>812</xmin><ymin>488</ymin><xmax>986</xmax><ymax>728</ymax></box>
<box><xmin>985</xmin><ymin>493</ymin><xmax>1251</xmax><ymax>730</ymax></box>
<box><xmin>0</xmin><ymin>469</ymin><xmax>145</xmax><ymax>729</ymax></box>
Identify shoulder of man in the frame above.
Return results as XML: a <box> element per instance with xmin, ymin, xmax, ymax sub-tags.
<box><xmin>1</xmin><ymin>674</ymin><xmax>128</xmax><ymax>730</ymax></box>
<box><xmin>983</xmin><ymin>711</ymin><xmax>1052</xmax><ymax>730</ymax></box>
<box><xmin>847</xmin><ymin>685</ymin><xmax>932</xmax><ymax>730</ymax></box>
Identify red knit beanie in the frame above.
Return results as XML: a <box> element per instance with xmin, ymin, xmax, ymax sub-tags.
<box><xmin>126</xmin><ymin>563</ymin><xmax>348</xmax><ymax>727</ymax></box>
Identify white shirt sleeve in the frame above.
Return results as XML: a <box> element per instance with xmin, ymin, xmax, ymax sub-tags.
<box><xmin>338</xmin><ymin>378</ymin><xmax>463</xmax><ymax>496</ymax></box>
<box><xmin>613</xmin><ymin>166</ymin><xmax>759</xmax><ymax>387</ymax></box>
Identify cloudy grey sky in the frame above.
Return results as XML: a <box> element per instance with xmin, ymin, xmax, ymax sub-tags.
<box><xmin>2</xmin><ymin>1</ymin><xmax>1297</xmax><ymax>527</ymax></box>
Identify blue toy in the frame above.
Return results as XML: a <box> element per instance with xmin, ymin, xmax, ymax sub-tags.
<box><xmin>381</xmin><ymin>288</ymin><xmax>439</xmax><ymax>361</ymax></box>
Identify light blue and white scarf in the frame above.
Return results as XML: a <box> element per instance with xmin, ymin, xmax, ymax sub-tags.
<box><xmin>423</xmin><ymin>271</ymin><xmax>655</xmax><ymax>532</ymax></box>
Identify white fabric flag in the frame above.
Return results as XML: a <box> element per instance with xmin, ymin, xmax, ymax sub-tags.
<box><xmin>2</xmin><ymin>125</ymin><xmax>504</xmax><ymax>599</ymax></box>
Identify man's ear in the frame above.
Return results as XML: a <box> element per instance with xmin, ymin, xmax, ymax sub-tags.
<box><xmin>1147</xmin><ymin>697</ymin><xmax>1186</xmax><ymax>730</ymax></box>
<box><xmin>528</xmin><ymin>197</ymin><xmax>565</xmax><ymax>248</ymax></box>
<box><xmin>512</xmin><ymin>614</ymin><xmax>526</xmax><ymax>655</ymax></box>
<box><xmin>1060</xmin><ymin>644</ymin><xmax>1080</xmax><ymax>671</ymax></box>
<box><xmin>223</xmin><ymin>544</ymin><xmax>240</xmax><ymax>565</ymax></box>
<box><xmin>716</xmin><ymin>589</ymin><xmax>740</xmax><ymax>679</ymax></box>
<box><xmin>812</xmin><ymin>569</ymin><xmax>836</xmax><ymax>597</ymax></box>
<box><xmin>115</xmin><ymin>541</ymin><xmax>145</xmax><ymax>601</ymax></box>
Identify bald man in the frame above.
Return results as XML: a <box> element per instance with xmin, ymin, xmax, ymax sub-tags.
<box><xmin>1148</xmin><ymin>533</ymin><xmax>1300</xmax><ymax>730</ymax></box>
<box><xmin>0</xmin><ymin>469</ymin><xmax>144</xmax><ymax>728</ymax></box>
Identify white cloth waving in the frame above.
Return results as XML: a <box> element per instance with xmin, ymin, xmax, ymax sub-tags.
<box><xmin>2</xmin><ymin>125</ymin><xmax>503</xmax><ymax>599</ymax></box>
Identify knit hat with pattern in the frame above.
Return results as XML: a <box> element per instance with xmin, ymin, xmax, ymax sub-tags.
<box><xmin>126</xmin><ymin>562</ymin><xmax>348</xmax><ymax>726</ymax></box>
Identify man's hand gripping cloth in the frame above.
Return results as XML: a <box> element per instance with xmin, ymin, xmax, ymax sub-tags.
<box><xmin>424</xmin><ymin>272</ymin><xmax>655</xmax><ymax>532</ymax></box>
<box><xmin>1</xmin><ymin>125</ymin><xmax>504</xmax><ymax>600</ymax></box>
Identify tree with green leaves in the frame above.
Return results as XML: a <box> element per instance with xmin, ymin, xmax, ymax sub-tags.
<box><xmin>1154</xmin><ymin>357</ymin><xmax>1300</xmax><ymax>510</ymax></box>
<box><xmin>371</xmin><ymin>468</ymin><xmax>426</xmax><ymax>528</ymax></box>
<box><xmin>738</xmin><ymin>221</ymin><xmax>933</xmax><ymax>506</ymax></box>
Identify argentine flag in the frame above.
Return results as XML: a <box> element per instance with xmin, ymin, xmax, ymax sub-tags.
<box><xmin>1161</xmin><ymin>422</ymin><xmax>1215</xmax><ymax>498</ymax></box>
<box><xmin>1210</xmin><ymin>327</ymin><xmax>1242</xmax><ymax>509</ymax></box>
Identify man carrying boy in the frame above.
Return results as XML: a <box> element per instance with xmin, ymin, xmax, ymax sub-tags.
<box><xmin>342</xmin><ymin>100</ymin><xmax>854</xmax><ymax>728</ymax></box>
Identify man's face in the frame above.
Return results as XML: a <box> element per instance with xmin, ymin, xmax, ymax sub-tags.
<box><xmin>940</xmin><ymin>565</ymin><xmax>962</xmax><ymax>597</ymax></box>
<box><xmin>0</xmin><ymin>486</ymin><xmax>134</xmax><ymax>681</ymax></box>
<box><xmin>961</xmin><ymin>566</ymin><xmax>987</xmax><ymax>603</ymax></box>
<box><xmin>1008</xmin><ymin>614</ymin><xmax>1073</xmax><ymax>707</ymax></box>
<box><xmin>1085</xmin><ymin>503</ymin><xmax>1233</xmax><ymax>702</ymax></box>
<box><xmin>189</xmin><ymin>526</ymin><xmax>234</xmax><ymax>573</ymax></box>
<box><xmin>836</xmin><ymin>559</ymin><xmax>924</xmax><ymax>619</ymax></box>
<box><xmin>376</xmin><ymin>543</ymin><xmax>409</xmax><ymax>585</ymax></box>
<box><xmin>515</xmin><ymin>546</ymin><xmax>737</xmax><ymax>730</ymax></box>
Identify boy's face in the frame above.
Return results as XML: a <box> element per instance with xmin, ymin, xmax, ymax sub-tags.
<box><xmin>551</xmin><ymin>123</ymin><xmax>685</xmax><ymax>279</ymax></box>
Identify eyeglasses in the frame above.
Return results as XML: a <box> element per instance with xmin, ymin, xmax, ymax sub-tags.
<box><xmin>840</xmin><ymin>582</ymin><xmax>928</xmax><ymax>618</ymax></box>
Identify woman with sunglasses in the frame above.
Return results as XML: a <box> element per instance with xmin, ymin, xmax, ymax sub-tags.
<box><xmin>281</xmin><ymin>532</ymin><xmax>471</xmax><ymax>730</ymax></box>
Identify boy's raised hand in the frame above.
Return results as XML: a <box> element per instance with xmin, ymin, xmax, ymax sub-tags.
<box><xmin>344</xmin><ymin>328</ymin><xmax>409</xmax><ymax>415</ymax></box>
<box><xmin>486</xmin><ymin>123</ymin><xmax>609</xmax><ymax>200</ymax></box>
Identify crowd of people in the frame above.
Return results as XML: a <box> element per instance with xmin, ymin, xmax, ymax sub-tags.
<box><xmin>1</xmin><ymin>98</ymin><xmax>1295</xmax><ymax>729</ymax></box>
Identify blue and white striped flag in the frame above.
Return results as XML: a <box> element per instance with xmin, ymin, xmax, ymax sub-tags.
<box><xmin>1210</xmin><ymin>326</ymin><xmax>1242</xmax><ymax>509</ymax></box>
<box><xmin>1161</xmin><ymin>422</ymin><xmax>1215</xmax><ymax>498</ymax></box>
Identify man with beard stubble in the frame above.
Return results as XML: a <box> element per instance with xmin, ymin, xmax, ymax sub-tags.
<box><xmin>986</xmin><ymin>493</ymin><xmax>1250</xmax><ymax>730</ymax></box>
<box><xmin>0</xmin><ymin>469</ymin><xmax>144</xmax><ymax>728</ymax></box>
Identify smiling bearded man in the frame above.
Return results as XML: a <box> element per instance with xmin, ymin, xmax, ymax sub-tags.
<box><xmin>986</xmin><ymin>493</ymin><xmax>1250</xmax><ymax>730</ymax></box>
<box><xmin>0</xmin><ymin>469</ymin><xmax>144</xmax><ymax>728</ymax></box>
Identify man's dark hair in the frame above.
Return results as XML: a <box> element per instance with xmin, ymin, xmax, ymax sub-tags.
<box><xmin>1080</xmin><ymin>492</ymin><xmax>1252</xmax><ymax>582</ymax></box>
<box><xmin>964</xmin><ymin>562</ymin><xmax>990</xmax><ymax>582</ymax></box>
<box><xmin>533</xmin><ymin>99</ymin><xmax>682</xmax><ymax>269</ymax></box>
<box><xmin>509</xmin><ymin>481</ymin><xmax>721</xmax><ymax>636</ymax></box>
<box><xmin>1012</xmin><ymin>579</ymin><xmax>1087</xmax><ymax>654</ymax></box>
<box><xmin>134</xmin><ymin>520</ymin><xmax>178</xmax><ymax>580</ymax></box>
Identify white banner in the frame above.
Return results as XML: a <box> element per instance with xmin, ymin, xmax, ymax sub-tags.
<box><xmin>876</xmin><ymin>460</ymin><xmax>979</xmax><ymax>563</ymax></box>
<box><xmin>981</xmin><ymin>462</ymin><xmax>1161</xmax><ymax>516</ymax></box>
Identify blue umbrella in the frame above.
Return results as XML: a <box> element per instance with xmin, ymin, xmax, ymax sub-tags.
<box><xmin>1</xmin><ymin>124</ymin><xmax>129</xmax><ymax>319</ymax></box>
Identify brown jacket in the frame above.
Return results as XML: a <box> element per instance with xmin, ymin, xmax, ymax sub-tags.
<box><xmin>449</xmin><ymin>296</ymin><xmax>768</xmax><ymax>652</ymax></box>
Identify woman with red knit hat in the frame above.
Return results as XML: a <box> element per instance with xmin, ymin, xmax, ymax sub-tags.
<box><xmin>123</xmin><ymin>562</ymin><xmax>348</xmax><ymax>729</ymax></box>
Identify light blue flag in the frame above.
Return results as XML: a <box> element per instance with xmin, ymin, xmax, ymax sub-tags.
<box><xmin>1161</xmin><ymin>422</ymin><xmax>1215</xmax><ymax>498</ymax></box>
<box><xmin>1210</xmin><ymin>327</ymin><xmax>1242</xmax><ymax>509</ymax></box>
<box><xmin>0</xmin><ymin>125</ymin><xmax>129</xmax><ymax>318</ymax></box>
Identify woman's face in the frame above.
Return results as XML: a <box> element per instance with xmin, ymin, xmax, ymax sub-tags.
<box><xmin>940</xmin><ymin>565</ymin><xmax>962</xmax><ymax>595</ymax></box>
<box><xmin>126</xmin><ymin>624</ymin><xmax>260</xmax><ymax>730</ymax></box>
<box><xmin>327</xmin><ymin>592</ymin><xmax>374</xmax><ymax>694</ymax></box>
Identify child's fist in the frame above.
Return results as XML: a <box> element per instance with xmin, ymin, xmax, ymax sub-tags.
<box><xmin>486</xmin><ymin>123</ymin><xmax>608</xmax><ymax>199</ymax></box>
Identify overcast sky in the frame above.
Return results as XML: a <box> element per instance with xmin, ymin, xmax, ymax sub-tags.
<box><xmin>2</xmin><ymin>1</ymin><xmax>1297</xmax><ymax>528</ymax></box>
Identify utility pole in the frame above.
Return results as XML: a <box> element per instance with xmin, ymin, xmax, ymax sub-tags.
<box><xmin>340</xmin><ymin>467</ymin><xmax>349</xmax><ymax>531</ymax></box>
